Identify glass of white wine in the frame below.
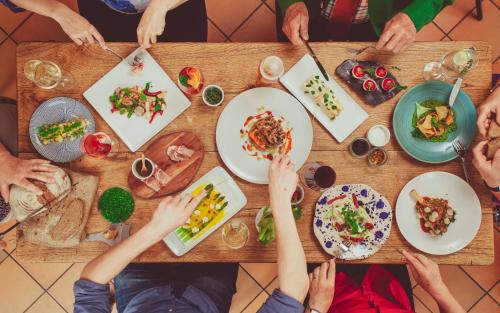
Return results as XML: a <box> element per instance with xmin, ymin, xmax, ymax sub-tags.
<box><xmin>222</xmin><ymin>219</ymin><xmax>249</xmax><ymax>250</ymax></box>
<box><xmin>24</xmin><ymin>60</ymin><xmax>73</xmax><ymax>90</ymax></box>
<box><xmin>423</xmin><ymin>47</ymin><xmax>477</xmax><ymax>81</ymax></box>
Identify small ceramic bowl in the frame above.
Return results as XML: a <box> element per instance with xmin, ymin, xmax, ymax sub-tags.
<box><xmin>368</xmin><ymin>147</ymin><xmax>388</xmax><ymax>167</ymax></box>
<box><xmin>131</xmin><ymin>157</ymin><xmax>155</xmax><ymax>180</ymax></box>
<box><xmin>367</xmin><ymin>124</ymin><xmax>391</xmax><ymax>147</ymax></box>
<box><xmin>202</xmin><ymin>85</ymin><xmax>224</xmax><ymax>107</ymax></box>
<box><xmin>292</xmin><ymin>184</ymin><xmax>305</xmax><ymax>204</ymax></box>
<box><xmin>349</xmin><ymin>137</ymin><xmax>371</xmax><ymax>158</ymax></box>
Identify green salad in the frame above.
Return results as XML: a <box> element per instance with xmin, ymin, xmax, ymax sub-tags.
<box><xmin>411</xmin><ymin>99</ymin><xmax>457</xmax><ymax>142</ymax></box>
<box><xmin>257</xmin><ymin>204</ymin><xmax>302</xmax><ymax>245</ymax></box>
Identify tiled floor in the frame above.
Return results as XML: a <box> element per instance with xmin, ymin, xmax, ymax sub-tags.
<box><xmin>1</xmin><ymin>0</ymin><xmax>499</xmax><ymax>312</ymax></box>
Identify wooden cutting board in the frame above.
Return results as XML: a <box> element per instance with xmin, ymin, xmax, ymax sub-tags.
<box><xmin>128</xmin><ymin>131</ymin><xmax>204</xmax><ymax>199</ymax></box>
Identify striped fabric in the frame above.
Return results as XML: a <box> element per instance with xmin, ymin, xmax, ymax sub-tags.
<box><xmin>321</xmin><ymin>0</ymin><xmax>370</xmax><ymax>24</ymax></box>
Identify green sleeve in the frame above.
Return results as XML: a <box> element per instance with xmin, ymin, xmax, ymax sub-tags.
<box><xmin>276</xmin><ymin>0</ymin><xmax>303</xmax><ymax>16</ymax></box>
<box><xmin>401</xmin><ymin>0</ymin><xmax>453</xmax><ymax>31</ymax></box>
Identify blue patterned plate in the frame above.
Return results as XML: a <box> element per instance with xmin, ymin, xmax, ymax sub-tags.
<box><xmin>29</xmin><ymin>97</ymin><xmax>95</xmax><ymax>163</ymax></box>
<box><xmin>313</xmin><ymin>184</ymin><xmax>392</xmax><ymax>260</ymax></box>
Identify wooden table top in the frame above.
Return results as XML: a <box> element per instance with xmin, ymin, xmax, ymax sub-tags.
<box><xmin>16</xmin><ymin>42</ymin><xmax>494</xmax><ymax>265</ymax></box>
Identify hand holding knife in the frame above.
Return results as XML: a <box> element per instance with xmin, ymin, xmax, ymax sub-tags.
<box><xmin>303</xmin><ymin>40</ymin><xmax>329</xmax><ymax>81</ymax></box>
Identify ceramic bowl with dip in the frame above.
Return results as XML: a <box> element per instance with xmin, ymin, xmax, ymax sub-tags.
<box><xmin>367</xmin><ymin>125</ymin><xmax>391</xmax><ymax>147</ymax></box>
<box><xmin>349</xmin><ymin>137</ymin><xmax>371</xmax><ymax>158</ymax></box>
<box><xmin>202</xmin><ymin>85</ymin><xmax>224</xmax><ymax>107</ymax></box>
<box><xmin>292</xmin><ymin>184</ymin><xmax>305</xmax><ymax>204</ymax></box>
<box><xmin>368</xmin><ymin>147</ymin><xmax>388</xmax><ymax>166</ymax></box>
<box><xmin>131</xmin><ymin>157</ymin><xmax>155</xmax><ymax>180</ymax></box>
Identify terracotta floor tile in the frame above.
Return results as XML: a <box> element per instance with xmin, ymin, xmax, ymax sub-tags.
<box><xmin>433</xmin><ymin>0</ymin><xmax>478</xmax><ymax>33</ymax></box>
<box><xmin>0</xmin><ymin>5</ymin><xmax>31</xmax><ymax>34</ymax></box>
<box><xmin>490</xmin><ymin>282</ymin><xmax>500</xmax><ymax>303</ymax></box>
<box><xmin>462</xmin><ymin>229</ymin><xmax>500</xmax><ymax>290</ymax></box>
<box><xmin>231</xmin><ymin>4</ymin><xmax>277</xmax><ymax>42</ymax></box>
<box><xmin>0</xmin><ymin>257</ymin><xmax>44</xmax><ymax>313</ymax></box>
<box><xmin>0</xmin><ymin>39</ymin><xmax>17</xmax><ymax>100</ymax></box>
<box><xmin>265</xmin><ymin>277</ymin><xmax>279</xmax><ymax>294</ymax></box>
<box><xmin>0</xmin><ymin>28</ymin><xmax>7</xmax><ymax>43</ymax></box>
<box><xmin>412</xmin><ymin>285</ymin><xmax>440</xmax><ymax>312</ymax></box>
<box><xmin>241</xmin><ymin>263</ymin><xmax>277</xmax><ymax>287</ymax></box>
<box><xmin>413</xmin><ymin>295</ymin><xmax>432</xmax><ymax>313</ymax></box>
<box><xmin>264</xmin><ymin>0</ymin><xmax>276</xmax><ymax>13</ymax></box>
<box><xmin>441</xmin><ymin>36</ymin><xmax>452</xmax><ymax>41</ymax></box>
<box><xmin>439</xmin><ymin>265</ymin><xmax>485</xmax><ymax>310</ymax></box>
<box><xmin>48</xmin><ymin>262</ymin><xmax>87</xmax><ymax>312</ymax></box>
<box><xmin>468</xmin><ymin>294</ymin><xmax>499</xmax><ymax>313</ymax></box>
<box><xmin>208</xmin><ymin>20</ymin><xmax>227</xmax><ymax>42</ymax></box>
<box><xmin>206</xmin><ymin>0</ymin><xmax>262</xmax><ymax>36</ymax></box>
<box><xmin>415</xmin><ymin>22</ymin><xmax>446</xmax><ymax>42</ymax></box>
<box><xmin>229</xmin><ymin>267</ymin><xmax>263</xmax><ymax>313</ymax></box>
<box><xmin>449</xmin><ymin>0</ymin><xmax>500</xmax><ymax>59</ymax></box>
<box><xmin>0</xmin><ymin>218</ymin><xmax>18</xmax><ymax>253</ymax></box>
<box><xmin>11</xmin><ymin>13</ymin><xmax>70</xmax><ymax>43</ymax></box>
<box><xmin>242</xmin><ymin>290</ymin><xmax>270</xmax><ymax>312</ymax></box>
<box><xmin>25</xmin><ymin>293</ymin><xmax>66</xmax><ymax>313</ymax></box>
<box><xmin>17</xmin><ymin>259</ymin><xmax>73</xmax><ymax>289</ymax></box>
<box><xmin>0</xmin><ymin>249</ymin><xmax>7</xmax><ymax>263</ymax></box>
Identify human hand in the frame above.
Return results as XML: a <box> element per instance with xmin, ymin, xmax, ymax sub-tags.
<box><xmin>0</xmin><ymin>152</ymin><xmax>56</xmax><ymax>202</ymax></box>
<box><xmin>308</xmin><ymin>260</ymin><xmax>336</xmax><ymax>313</ymax></box>
<box><xmin>375</xmin><ymin>13</ymin><xmax>416</xmax><ymax>54</ymax></box>
<box><xmin>268</xmin><ymin>154</ymin><xmax>298</xmax><ymax>206</ymax></box>
<box><xmin>402</xmin><ymin>250</ymin><xmax>448</xmax><ymax>298</ymax></box>
<box><xmin>52</xmin><ymin>5</ymin><xmax>106</xmax><ymax>48</ymax></box>
<box><xmin>146</xmin><ymin>190</ymin><xmax>207</xmax><ymax>239</ymax></box>
<box><xmin>476</xmin><ymin>88</ymin><xmax>500</xmax><ymax>136</ymax></box>
<box><xmin>137</xmin><ymin>0</ymin><xmax>172</xmax><ymax>49</ymax></box>
<box><xmin>282</xmin><ymin>2</ymin><xmax>309</xmax><ymax>45</ymax></box>
<box><xmin>472</xmin><ymin>141</ymin><xmax>500</xmax><ymax>187</ymax></box>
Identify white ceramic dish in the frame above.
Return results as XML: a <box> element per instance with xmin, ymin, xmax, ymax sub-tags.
<box><xmin>163</xmin><ymin>166</ymin><xmax>247</xmax><ymax>256</ymax></box>
<box><xmin>216</xmin><ymin>87</ymin><xmax>313</xmax><ymax>184</ymax></box>
<box><xmin>280</xmin><ymin>54</ymin><xmax>368</xmax><ymax>143</ymax></box>
<box><xmin>83</xmin><ymin>48</ymin><xmax>191</xmax><ymax>152</ymax></box>
<box><xmin>395</xmin><ymin>171</ymin><xmax>481</xmax><ymax>255</ymax></box>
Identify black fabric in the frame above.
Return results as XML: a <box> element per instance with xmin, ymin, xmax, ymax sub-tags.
<box><xmin>77</xmin><ymin>0</ymin><xmax>207</xmax><ymax>42</ymax></box>
<box><xmin>275</xmin><ymin>0</ymin><xmax>378</xmax><ymax>42</ymax></box>
<box><xmin>306</xmin><ymin>264</ymin><xmax>415</xmax><ymax>311</ymax></box>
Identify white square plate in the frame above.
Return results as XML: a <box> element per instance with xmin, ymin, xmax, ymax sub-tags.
<box><xmin>163</xmin><ymin>166</ymin><xmax>247</xmax><ymax>256</ymax></box>
<box><xmin>280</xmin><ymin>54</ymin><xmax>368</xmax><ymax>143</ymax></box>
<box><xmin>83</xmin><ymin>48</ymin><xmax>191</xmax><ymax>152</ymax></box>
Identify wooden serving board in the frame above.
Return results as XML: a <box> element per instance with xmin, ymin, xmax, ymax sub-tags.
<box><xmin>127</xmin><ymin>131</ymin><xmax>204</xmax><ymax>199</ymax></box>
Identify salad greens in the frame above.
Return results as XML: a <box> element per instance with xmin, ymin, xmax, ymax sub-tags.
<box><xmin>257</xmin><ymin>204</ymin><xmax>302</xmax><ymax>245</ymax></box>
<box><xmin>411</xmin><ymin>99</ymin><xmax>457</xmax><ymax>142</ymax></box>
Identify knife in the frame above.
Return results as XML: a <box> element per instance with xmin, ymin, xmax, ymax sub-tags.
<box><xmin>448</xmin><ymin>76</ymin><xmax>463</xmax><ymax>108</ymax></box>
<box><xmin>0</xmin><ymin>183</ymin><xmax>79</xmax><ymax>240</ymax></box>
<box><xmin>304</xmin><ymin>40</ymin><xmax>329</xmax><ymax>81</ymax></box>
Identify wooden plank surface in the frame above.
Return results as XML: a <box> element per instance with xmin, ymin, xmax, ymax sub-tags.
<box><xmin>16</xmin><ymin>42</ymin><xmax>494</xmax><ymax>264</ymax></box>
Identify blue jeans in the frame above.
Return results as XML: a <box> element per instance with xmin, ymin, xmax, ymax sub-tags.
<box><xmin>114</xmin><ymin>263</ymin><xmax>238</xmax><ymax>313</ymax></box>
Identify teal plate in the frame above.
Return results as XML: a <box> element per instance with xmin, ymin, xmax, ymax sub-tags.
<box><xmin>393</xmin><ymin>81</ymin><xmax>476</xmax><ymax>164</ymax></box>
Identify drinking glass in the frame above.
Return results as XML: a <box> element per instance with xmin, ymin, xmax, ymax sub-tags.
<box><xmin>24</xmin><ymin>60</ymin><xmax>74</xmax><ymax>90</ymax></box>
<box><xmin>80</xmin><ymin>132</ymin><xmax>117</xmax><ymax>159</ymax></box>
<box><xmin>423</xmin><ymin>47</ymin><xmax>477</xmax><ymax>81</ymax></box>
<box><xmin>255</xmin><ymin>56</ymin><xmax>285</xmax><ymax>87</ymax></box>
<box><xmin>222</xmin><ymin>219</ymin><xmax>249</xmax><ymax>250</ymax></box>
<box><xmin>301</xmin><ymin>162</ymin><xmax>336</xmax><ymax>191</ymax></box>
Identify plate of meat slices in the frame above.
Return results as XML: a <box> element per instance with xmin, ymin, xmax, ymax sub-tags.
<box><xmin>216</xmin><ymin>87</ymin><xmax>313</xmax><ymax>184</ymax></box>
<box><xmin>313</xmin><ymin>184</ymin><xmax>392</xmax><ymax>260</ymax></box>
<box><xmin>396</xmin><ymin>171</ymin><xmax>481</xmax><ymax>255</ymax></box>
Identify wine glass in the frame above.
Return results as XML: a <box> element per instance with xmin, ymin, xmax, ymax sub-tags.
<box><xmin>80</xmin><ymin>132</ymin><xmax>117</xmax><ymax>159</ymax></box>
<box><xmin>301</xmin><ymin>162</ymin><xmax>336</xmax><ymax>191</ymax></box>
<box><xmin>24</xmin><ymin>60</ymin><xmax>74</xmax><ymax>90</ymax></box>
<box><xmin>423</xmin><ymin>47</ymin><xmax>478</xmax><ymax>81</ymax></box>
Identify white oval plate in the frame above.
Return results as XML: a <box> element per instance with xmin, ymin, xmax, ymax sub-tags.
<box><xmin>216</xmin><ymin>87</ymin><xmax>313</xmax><ymax>184</ymax></box>
<box><xmin>395</xmin><ymin>171</ymin><xmax>481</xmax><ymax>255</ymax></box>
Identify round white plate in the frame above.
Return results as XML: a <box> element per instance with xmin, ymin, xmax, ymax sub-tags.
<box><xmin>313</xmin><ymin>184</ymin><xmax>392</xmax><ymax>260</ymax></box>
<box><xmin>216</xmin><ymin>87</ymin><xmax>313</xmax><ymax>184</ymax></box>
<box><xmin>395</xmin><ymin>172</ymin><xmax>481</xmax><ymax>255</ymax></box>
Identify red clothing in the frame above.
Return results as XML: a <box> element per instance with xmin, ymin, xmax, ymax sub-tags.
<box><xmin>328</xmin><ymin>265</ymin><xmax>414</xmax><ymax>313</ymax></box>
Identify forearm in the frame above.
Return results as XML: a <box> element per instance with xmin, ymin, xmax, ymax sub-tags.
<box><xmin>272</xmin><ymin>198</ymin><xmax>309</xmax><ymax>302</ymax></box>
<box><xmin>0</xmin><ymin>142</ymin><xmax>9</xmax><ymax>156</ymax></box>
<box><xmin>148</xmin><ymin>0</ymin><xmax>186</xmax><ymax>11</ymax></box>
<box><xmin>277</xmin><ymin>0</ymin><xmax>303</xmax><ymax>16</ymax></box>
<box><xmin>432</xmin><ymin>285</ymin><xmax>466</xmax><ymax>313</ymax></box>
<box><xmin>80</xmin><ymin>223</ymin><xmax>166</xmax><ymax>284</ymax></box>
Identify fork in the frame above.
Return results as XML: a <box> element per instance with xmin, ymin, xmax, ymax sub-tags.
<box><xmin>452</xmin><ymin>140</ymin><xmax>471</xmax><ymax>183</ymax></box>
<box><xmin>346</xmin><ymin>44</ymin><xmax>375</xmax><ymax>55</ymax></box>
<box><xmin>333</xmin><ymin>241</ymin><xmax>351</xmax><ymax>259</ymax></box>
